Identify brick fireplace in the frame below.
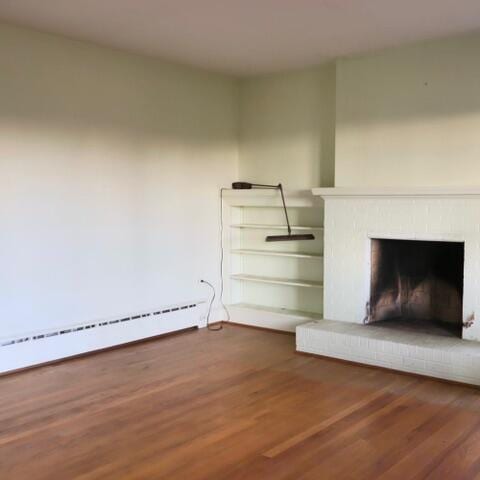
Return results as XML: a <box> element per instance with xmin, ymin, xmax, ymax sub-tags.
<box><xmin>297</xmin><ymin>187</ymin><xmax>480</xmax><ymax>385</ymax></box>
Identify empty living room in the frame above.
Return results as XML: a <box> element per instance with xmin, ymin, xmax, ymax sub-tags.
<box><xmin>3</xmin><ymin>1</ymin><xmax>480</xmax><ymax>478</ymax></box>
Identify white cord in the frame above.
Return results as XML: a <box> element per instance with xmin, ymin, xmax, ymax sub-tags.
<box><xmin>200</xmin><ymin>280</ymin><xmax>222</xmax><ymax>331</ymax></box>
<box><xmin>220</xmin><ymin>188</ymin><xmax>230</xmax><ymax>323</ymax></box>
<box><xmin>198</xmin><ymin>188</ymin><xmax>230</xmax><ymax>332</ymax></box>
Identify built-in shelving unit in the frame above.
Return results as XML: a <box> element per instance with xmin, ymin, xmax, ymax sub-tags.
<box><xmin>222</xmin><ymin>189</ymin><xmax>324</xmax><ymax>332</ymax></box>
<box><xmin>230</xmin><ymin>274</ymin><xmax>323</xmax><ymax>289</ymax></box>
<box><xmin>231</xmin><ymin>224</ymin><xmax>323</xmax><ymax>231</ymax></box>
<box><xmin>231</xmin><ymin>249</ymin><xmax>322</xmax><ymax>259</ymax></box>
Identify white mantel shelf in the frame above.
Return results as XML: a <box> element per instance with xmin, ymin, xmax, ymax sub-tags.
<box><xmin>312</xmin><ymin>186</ymin><xmax>480</xmax><ymax>198</ymax></box>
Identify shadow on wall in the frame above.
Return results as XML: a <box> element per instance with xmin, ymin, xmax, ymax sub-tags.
<box><xmin>0</xmin><ymin>22</ymin><xmax>236</xmax><ymax>140</ymax></box>
<box><xmin>0</xmin><ymin>23</ymin><xmax>238</xmax><ymax>337</ymax></box>
<box><xmin>239</xmin><ymin>65</ymin><xmax>336</xmax><ymax>189</ymax></box>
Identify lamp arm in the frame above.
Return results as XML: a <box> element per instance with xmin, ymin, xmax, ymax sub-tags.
<box><xmin>277</xmin><ymin>183</ymin><xmax>292</xmax><ymax>236</ymax></box>
<box><xmin>250</xmin><ymin>183</ymin><xmax>292</xmax><ymax>235</ymax></box>
<box><xmin>248</xmin><ymin>183</ymin><xmax>281</xmax><ymax>189</ymax></box>
<box><xmin>231</xmin><ymin>181</ymin><xmax>292</xmax><ymax>235</ymax></box>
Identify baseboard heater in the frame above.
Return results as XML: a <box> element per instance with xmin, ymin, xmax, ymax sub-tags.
<box><xmin>0</xmin><ymin>300</ymin><xmax>204</xmax><ymax>374</ymax></box>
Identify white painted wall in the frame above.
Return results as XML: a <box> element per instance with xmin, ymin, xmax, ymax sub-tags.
<box><xmin>239</xmin><ymin>66</ymin><xmax>336</xmax><ymax>188</ymax></box>
<box><xmin>239</xmin><ymin>33</ymin><xmax>480</xmax><ymax>190</ymax></box>
<box><xmin>335</xmin><ymin>33</ymin><xmax>480</xmax><ymax>187</ymax></box>
<box><xmin>4</xmin><ymin>19</ymin><xmax>480</xmax><ymax>358</ymax></box>
<box><xmin>0</xmin><ymin>23</ymin><xmax>238</xmax><ymax>339</ymax></box>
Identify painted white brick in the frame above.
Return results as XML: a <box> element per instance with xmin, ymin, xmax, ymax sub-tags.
<box><xmin>440</xmin><ymin>351</ymin><xmax>453</xmax><ymax>364</ymax></box>
<box><xmin>378</xmin><ymin>352</ymin><xmax>403</xmax><ymax>365</ymax></box>
<box><xmin>322</xmin><ymin>196</ymin><xmax>480</xmax><ymax>341</ymax></box>
<box><xmin>297</xmin><ymin>320</ymin><xmax>480</xmax><ymax>386</ymax></box>
<box><xmin>426</xmin><ymin>361</ymin><xmax>452</xmax><ymax>376</ymax></box>
<box><xmin>451</xmin><ymin>355</ymin><xmax>473</xmax><ymax>367</ymax></box>
<box><xmin>403</xmin><ymin>357</ymin><xmax>426</xmax><ymax>372</ymax></box>
<box><xmin>383</xmin><ymin>341</ymin><xmax>396</xmax><ymax>354</ymax></box>
<box><xmin>425</xmin><ymin>349</ymin><xmax>444</xmax><ymax>363</ymax></box>
<box><xmin>471</xmin><ymin>357</ymin><xmax>480</xmax><ymax>370</ymax></box>
<box><xmin>358</xmin><ymin>337</ymin><xmax>369</xmax><ymax>349</ymax></box>
<box><xmin>413</xmin><ymin>347</ymin><xmax>426</xmax><ymax>360</ymax></box>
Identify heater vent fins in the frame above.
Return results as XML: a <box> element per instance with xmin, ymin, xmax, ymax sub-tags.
<box><xmin>1</xmin><ymin>302</ymin><xmax>200</xmax><ymax>348</ymax></box>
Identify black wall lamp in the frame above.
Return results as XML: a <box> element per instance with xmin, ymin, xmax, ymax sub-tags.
<box><xmin>231</xmin><ymin>182</ymin><xmax>315</xmax><ymax>242</ymax></box>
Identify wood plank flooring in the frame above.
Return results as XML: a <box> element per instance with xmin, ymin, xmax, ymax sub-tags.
<box><xmin>1</xmin><ymin>324</ymin><xmax>480</xmax><ymax>479</ymax></box>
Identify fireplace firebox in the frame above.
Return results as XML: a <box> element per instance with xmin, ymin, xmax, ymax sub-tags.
<box><xmin>367</xmin><ymin>238</ymin><xmax>464</xmax><ymax>337</ymax></box>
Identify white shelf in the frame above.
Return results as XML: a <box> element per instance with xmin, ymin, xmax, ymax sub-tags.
<box><xmin>223</xmin><ymin>190</ymin><xmax>324</xmax><ymax>332</ymax></box>
<box><xmin>231</xmin><ymin>274</ymin><xmax>323</xmax><ymax>289</ymax></box>
<box><xmin>222</xmin><ymin>189</ymin><xmax>318</xmax><ymax>207</ymax></box>
<box><xmin>231</xmin><ymin>249</ymin><xmax>322</xmax><ymax>259</ymax></box>
<box><xmin>231</xmin><ymin>224</ymin><xmax>323</xmax><ymax>230</ymax></box>
<box><xmin>223</xmin><ymin>189</ymin><xmax>312</xmax><ymax>199</ymax></box>
<box><xmin>230</xmin><ymin>303</ymin><xmax>323</xmax><ymax>320</ymax></box>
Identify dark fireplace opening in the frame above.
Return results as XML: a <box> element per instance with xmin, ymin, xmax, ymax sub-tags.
<box><xmin>367</xmin><ymin>238</ymin><xmax>464</xmax><ymax>338</ymax></box>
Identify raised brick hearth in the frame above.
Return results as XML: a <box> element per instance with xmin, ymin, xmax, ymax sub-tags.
<box><xmin>297</xmin><ymin>319</ymin><xmax>480</xmax><ymax>385</ymax></box>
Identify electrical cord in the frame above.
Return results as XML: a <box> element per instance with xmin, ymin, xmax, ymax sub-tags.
<box><xmin>199</xmin><ymin>188</ymin><xmax>230</xmax><ymax>331</ymax></box>
<box><xmin>200</xmin><ymin>280</ymin><xmax>222</xmax><ymax>331</ymax></box>
<box><xmin>219</xmin><ymin>188</ymin><xmax>231</xmax><ymax>324</ymax></box>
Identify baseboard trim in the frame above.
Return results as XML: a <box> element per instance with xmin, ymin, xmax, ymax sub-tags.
<box><xmin>226</xmin><ymin>304</ymin><xmax>318</xmax><ymax>332</ymax></box>
<box><xmin>0</xmin><ymin>326</ymin><xmax>198</xmax><ymax>378</ymax></box>
<box><xmin>1</xmin><ymin>303</ymin><xmax>204</xmax><ymax>375</ymax></box>
<box><xmin>226</xmin><ymin>321</ymin><xmax>295</xmax><ymax>336</ymax></box>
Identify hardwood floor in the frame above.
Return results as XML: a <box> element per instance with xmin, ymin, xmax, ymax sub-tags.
<box><xmin>1</xmin><ymin>324</ymin><xmax>480</xmax><ymax>479</ymax></box>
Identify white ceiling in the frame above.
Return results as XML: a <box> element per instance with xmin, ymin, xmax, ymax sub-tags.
<box><xmin>1</xmin><ymin>0</ymin><xmax>480</xmax><ymax>76</ymax></box>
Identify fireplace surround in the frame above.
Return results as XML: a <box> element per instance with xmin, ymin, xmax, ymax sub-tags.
<box><xmin>297</xmin><ymin>187</ymin><xmax>480</xmax><ymax>385</ymax></box>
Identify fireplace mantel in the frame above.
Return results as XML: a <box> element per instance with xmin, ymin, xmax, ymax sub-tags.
<box><xmin>312</xmin><ymin>186</ymin><xmax>480</xmax><ymax>198</ymax></box>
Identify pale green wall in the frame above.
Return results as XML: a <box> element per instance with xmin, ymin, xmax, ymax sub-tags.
<box><xmin>239</xmin><ymin>65</ymin><xmax>336</xmax><ymax>189</ymax></box>
<box><xmin>4</xmin><ymin>20</ymin><xmax>480</xmax><ymax>338</ymax></box>
<box><xmin>0</xmin><ymin>23</ymin><xmax>238</xmax><ymax>336</ymax></box>
<box><xmin>335</xmin><ymin>33</ymin><xmax>480</xmax><ymax>187</ymax></box>
<box><xmin>239</xmin><ymin>32</ymin><xmax>480</xmax><ymax>189</ymax></box>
